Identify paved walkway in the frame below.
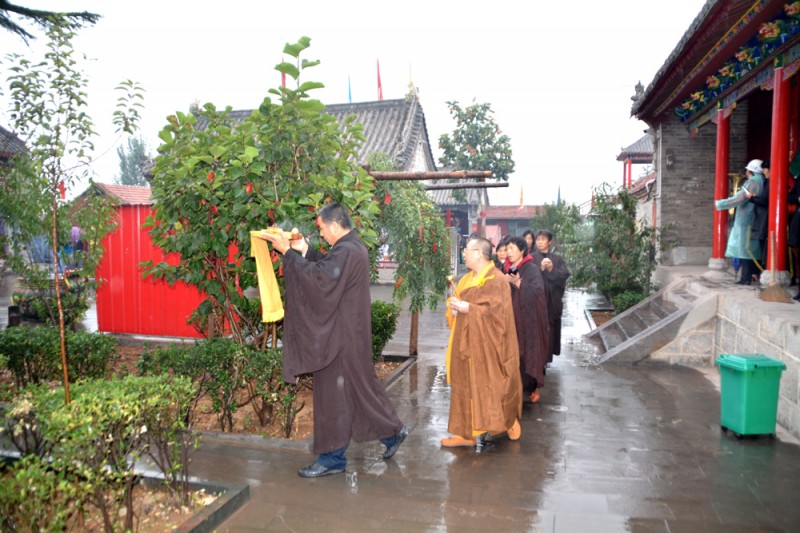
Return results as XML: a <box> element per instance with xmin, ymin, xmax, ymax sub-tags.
<box><xmin>3</xmin><ymin>280</ymin><xmax>799</xmax><ymax>531</ymax></box>
<box><xmin>186</xmin><ymin>286</ymin><xmax>800</xmax><ymax>532</ymax></box>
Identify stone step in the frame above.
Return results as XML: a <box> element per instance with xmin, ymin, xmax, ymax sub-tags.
<box><xmin>599</xmin><ymin>322</ymin><xmax>626</xmax><ymax>352</ymax></box>
<box><xmin>617</xmin><ymin>311</ymin><xmax>648</xmax><ymax>339</ymax></box>
<box><xmin>664</xmin><ymin>288</ymin><xmax>697</xmax><ymax>308</ymax></box>
<box><xmin>632</xmin><ymin>303</ymin><xmax>664</xmax><ymax>325</ymax></box>
<box><xmin>649</xmin><ymin>297</ymin><xmax>678</xmax><ymax>319</ymax></box>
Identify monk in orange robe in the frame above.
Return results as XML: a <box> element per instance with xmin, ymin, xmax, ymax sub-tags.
<box><xmin>441</xmin><ymin>237</ymin><xmax>522</xmax><ymax>447</ymax></box>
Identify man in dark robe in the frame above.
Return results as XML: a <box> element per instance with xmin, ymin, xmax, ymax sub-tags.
<box><xmin>260</xmin><ymin>202</ymin><xmax>408</xmax><ymax>478</ymax></box>
<box><xmin>441</xmin><ymin>237</ymin><xmax>522</xmax><ymax>447</ymax></box>
<box><xmin>532</xmin><ymin>229</ymin><xmax>571</xmax><ymax>363</ymax></box>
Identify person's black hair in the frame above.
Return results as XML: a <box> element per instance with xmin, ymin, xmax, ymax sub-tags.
<box><xmin>317</xmin><ymin>202</ymin><xmax>352</xmax><ymax>229</ymax></box>
<box><xmin>495</xmin><ymin>238</ymin><xmax>509</xmax><ymax>252</ymax></box>
<box><xmin>522</xmin><ymin>229</ymin><xmax>534</xmax><ymax>239</ymax></box>
<box><xmin>535</xmin><ymin>229</ymin><xmax>553</xmax><ymax>241</ymax></box>
<box><xmin>506</xmin><ymin>236</ymin><xmax>529</xmax><ymax>257</ymax></box>
<box><xmin>762</xmin><ymin>159</ymin><xmax>770</xmax><ymax>170</ymax></box>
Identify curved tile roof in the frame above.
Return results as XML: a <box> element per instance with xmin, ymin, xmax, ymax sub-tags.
<box><xmin>193</xmin><ymin>97</ymin><xmax>436</xmax><ymax>172</ymax></box>
<box><xmin>616</xmin><ymin>133</ymin><xmax>654</xmax><ymax>163</ymax></box>
<box><xmin>0</xmin><ymin>125</ymin><xmax>26</xmax><ymax>157</ymax></box>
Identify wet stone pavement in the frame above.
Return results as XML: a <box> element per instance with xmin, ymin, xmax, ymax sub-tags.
<box><xmin>164</xmin><ymin>287</ymin><xmax>800</xmax><ymax>531</ymax></box>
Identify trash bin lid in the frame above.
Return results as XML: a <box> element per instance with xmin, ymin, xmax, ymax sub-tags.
<box><xmin>716</xmin><ymin>354</ymin><xmax>786</xmax><ymax>372</ymax></box>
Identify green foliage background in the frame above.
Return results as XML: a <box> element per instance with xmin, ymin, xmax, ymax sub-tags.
<box><xmin>564</xmin><ymin>184</ymin><xmax>670</xmax><ymax>311</ymax></box>
<box><xmin>143</xmin><ymin>37</ymin><xmax>379</xmax><ymax>344</ymax></box>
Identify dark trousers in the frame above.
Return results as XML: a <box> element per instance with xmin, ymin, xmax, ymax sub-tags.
<box><xmin>317</xmin><ymin>431</ymin><xmax>403</xmax><ymax>469</ymax></box>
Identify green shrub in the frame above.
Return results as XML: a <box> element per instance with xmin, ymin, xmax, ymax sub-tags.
<box><xmin>565</xmin><ymin>184</ymin><xmax>671</xmax><ymax>304</ymax></box>
<box><xmin>0</xmin><ymin>327</ymin><xmax>60</xmax><ymax>386</ymax></box>
<box><xmin>139</xmin><ymin>340</ymin><xmax>302</xmax><ymax>436</ymax></box>
<box><xmin>0</xmin><ymin>455</ymin><xmax>76</xmax><ymax>533</ymax></box>
<box><xmin>0</xmin><ymin>327</ymin><xmax>116</xmax><ymax>387</ymax></box>
<box><xmin>0</xmin><ymin>389</ymin><xmax>52</xmax><ymax>458</ymax></box>
<box><xmin>66</xmin><ymin>332</ymin><xmax>117</xmax><ymax>380</ymax></box>
<box><xmin>610</xmin><ymin>291</ymin><xmax>646</xmax><ymax>313</ymax></box>
<box><xmin>29</xmin><ymin>374</ymin><xmax>197</xmax><ymax>530</ymax></box>
<box><xmin>243</xmin><ymin>347</ymin><xmax>300</xmax><ymax>437</ymax></box>
<box><xmin>371</xmin><ymin>300</ymin><xmax>400</xmax><ymax>360</ymax></box>
<box><xmin>13</xmin><ymin>277</ymin><xmax>91</xmax><ymax>330</ymax></box>
<box><xmin>27</xmin><ymin>286</ymin><xmax>91</xmax><ymax>329</ymax></box>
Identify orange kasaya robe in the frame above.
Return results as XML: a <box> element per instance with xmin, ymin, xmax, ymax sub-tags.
<box><xmin>445</xmin><ymin>263</ymin><xmax>522</xmax><ymax>438</ymax></box>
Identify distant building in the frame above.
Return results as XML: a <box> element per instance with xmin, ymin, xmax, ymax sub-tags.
<box><xmin>617</xmin><ymin>133</ymin><xmax>656</xmax><ymax>227</ymax></box>
<box><xmin>86</xmin><ymin>183</ymin><xmax>204</xmax><ymax>338</ymax></box>
<box><xmin>484</xmin><ymin>206</ymin><xmax>543</xmax><ymax>245</ymax></box>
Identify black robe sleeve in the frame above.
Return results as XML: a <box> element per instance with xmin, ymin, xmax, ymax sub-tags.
<box><xmin>280</xmin><ymin>236</ymin><xmax>361</xmax><ymax>381</ymax></box>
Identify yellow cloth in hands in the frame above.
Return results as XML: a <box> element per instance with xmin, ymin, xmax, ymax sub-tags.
<box><xmin>250</xmin><ymin>231</ymin><xmax>284</xmax><ymax>323</ymax></box>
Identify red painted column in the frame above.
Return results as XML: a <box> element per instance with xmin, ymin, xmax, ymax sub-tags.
<box><xmin>769</xmin><ymin>67</ymin><xmax>790</xmax><ymax>271</ymax></box>
<box><xmin>713</xmin><ymin>109</ymin><xmax>730</xmax><ymax>259</ymax></box>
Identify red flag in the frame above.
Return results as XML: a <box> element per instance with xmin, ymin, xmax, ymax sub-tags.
<box><xmin>377</xmin><ymin>59</ymin><xmax>383</xmax><ymax>100</ymax></box>
<box><xmin>281</xmin><ymin>55</ymin><xmax>286</xmax><ymax>88</ymax></box>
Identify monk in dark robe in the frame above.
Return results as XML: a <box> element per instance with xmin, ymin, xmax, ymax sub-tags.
<box><xmin>260</xmin><ymin>202</ymin><xmax>408</xmax><ymax>478</ymax></box>
<box><xmin>504</xmin><ymin>236</ymin><xmax>549</xmax><ymax>404</ymax></box>
<box><xmin>532</xmin><ymin>229</ymin><xmax>571</xmax><ymax>363</ymax></box>
<box><xmin>441</xmin><ymin>237</ymin><xmax>522</xmax><ymax>447</ymax></box>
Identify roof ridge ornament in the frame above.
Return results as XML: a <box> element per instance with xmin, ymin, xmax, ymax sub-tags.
<box><xmin>631</xmin><ymin>81</ymin><xmax>644</xmax><ymax>102</ymax></box>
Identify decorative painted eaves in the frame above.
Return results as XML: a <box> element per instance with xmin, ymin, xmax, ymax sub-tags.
<box><xmin>674</xmin><ymin>1</ymin><xmax>800</xmax><ymax>123</ymax></box>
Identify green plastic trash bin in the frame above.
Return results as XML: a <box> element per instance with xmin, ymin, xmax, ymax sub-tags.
<box><xmin>716</xmin><ymin>354</ymin><xmax>786</xmax><ymax>437</ymax></box>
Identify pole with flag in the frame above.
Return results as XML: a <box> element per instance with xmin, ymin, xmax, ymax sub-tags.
<box><xmin>557</xmin><ymin>185</ymin><xmax>561</xmax><ymax>205</ymax></box>
<box><xmin>519</xmin><ymin>183</ymin><xmax>524</xmax><ymax>209</ymax></box>
<box><xmin>281</xmin><ymin>55</ymin><xmax>286</xmax><ymax>88</ymax></box>
<box><xmin>348</xmin><ymin>75</ymin><xmax>352</xmax><ymax>103</ymax></box>
<box><xmin>377</xmin><ymin>59</ymin><xmax>383</xmax><ymax>100</ymax></box>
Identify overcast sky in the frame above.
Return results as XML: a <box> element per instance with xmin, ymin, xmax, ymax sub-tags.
<box><xmin>0</xmin><ymin>0</ymin><xmax>707</xmax><ymax>206</ymax></box>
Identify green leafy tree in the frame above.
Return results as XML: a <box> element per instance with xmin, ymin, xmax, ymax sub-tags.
<box><xmin>566</xmin><ymin>184</ymin><xmax>670</xmax><ymax>312</ymax></box>
<box><xmin>438</xmin><ymin>100</ymin><xmax>514</xmax><ymax>203</ymax></box>
<box><xmin>0</xmin><ymin>0</ymin><xmax>99</xmax><ymax>43</ymax></box>
<box><xmin>143</xmin><ymin>37</ymin><xmax>379</xmax><ymax>346</ymax></box>
<box><xmin>114</xmin><ymin>135</ymin><xmax>150</xmax><ymax>186</ymax></box>
<box><xmin>370</xmin><ymin>152</ymin><xmax>450</xmax><ymax>355</ymax></box>
<box><xmin>529</xmin><ymin>201</ymin><xmax>583</xmax><ymax>255</ymax></box>
<box><xmin>1</xmin><ymin>21</ymin><xmax>143</xmax><ymax>402</ymax></box>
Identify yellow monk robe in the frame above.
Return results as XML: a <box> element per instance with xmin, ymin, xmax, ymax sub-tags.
<box><xmin>250</xmin><ymin>231</ymin><xmax>284</xmax><ymax>322</ymax></box>
<box><xmin>444</xmin><ymin>263</ymin><xmax>521</xmax><ymax>439</ymax></box>
<box><xmin>445</xmin><ymin>262</ymin><xmax>495</xmax><ymax>383</ymax></box>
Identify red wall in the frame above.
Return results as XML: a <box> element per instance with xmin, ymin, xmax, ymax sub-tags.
<box><xmin>95</xmin><ymin>205</ymin><xmax>204</xmax><ymax>338</ymax></box>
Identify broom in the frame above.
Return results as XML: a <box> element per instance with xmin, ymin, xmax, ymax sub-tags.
<box><xmin>759</xmin><ymin>231</ymin><xmax>793</xmax><ymax>303</ymax></box>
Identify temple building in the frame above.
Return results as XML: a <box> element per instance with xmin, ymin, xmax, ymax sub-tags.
<box><xmin>631</xmin><ymin>0</ymin><xmax>800</xmax><ymax>282</ymax></box>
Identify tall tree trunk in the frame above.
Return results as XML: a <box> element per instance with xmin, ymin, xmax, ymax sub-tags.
<box><xmin>408</xmin><ymin>311</ymin><xmax>419</xmax><ymax>357</ymax></box>
<box><xmin>52</xmin><ymin>186</ymin><xmax>70</xmax><ymax>404</ymax></box>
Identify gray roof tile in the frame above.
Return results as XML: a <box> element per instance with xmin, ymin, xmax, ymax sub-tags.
<box><xmin>0</xmin><ymin>125</ymin><xmax>26</xmax><ymax>157</ymax></box>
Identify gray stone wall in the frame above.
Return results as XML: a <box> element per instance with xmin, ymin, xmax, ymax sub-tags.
<box><xmin>653</xmin><ymin>102</ymin><xmax>749</xmax><ymax>265</ymax></box>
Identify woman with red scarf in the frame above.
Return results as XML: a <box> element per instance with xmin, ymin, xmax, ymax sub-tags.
<box><xmin>504</xmin><ymin>236</ymin><xmax>550</xmax><ymax>404</ymax></box>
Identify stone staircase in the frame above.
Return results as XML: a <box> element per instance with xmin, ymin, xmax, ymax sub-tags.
<box><xmin>585</xmin><ymin>278</ymin><xmax>719</xmax><ymax>364</ymax></box>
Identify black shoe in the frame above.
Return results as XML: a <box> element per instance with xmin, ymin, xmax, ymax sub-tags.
<box><xmin>793</xmin><ymin>293</ymin><xmax>800</xmax><ymax>301</ymax></box>
<box><xmin>382</xmin><ymin>426</ymin><xmax>410</xmax><ymax>460</ymax></box>
<box><xmin>298</xmin><ymin>461</ymin><xmax>345</xmax><ymax>478</ymax></box>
